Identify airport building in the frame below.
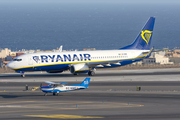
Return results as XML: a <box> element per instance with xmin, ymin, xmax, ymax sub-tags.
<box><xmin>165</xmin><ymin>49</ymin><xmax>180</xmax><ymax>57</ymax></box>
<box><xmin>133</xmin><ymin>50</ymin><xmax>174</xmax><ymax>65</ymax></box>
<box><xmin>165</xmin><ymin>49</ymin><xmax>180</xmax><ymax>64</ymax></box>
<box><xmin>0</xmin><ymin>48</ymin><xmax>11</xmax><ymax>58</ymax></box>
<box><xmin>151</xmin><ymin>51</ymin><xmax>173</xmax><ymax>65</ymax></box>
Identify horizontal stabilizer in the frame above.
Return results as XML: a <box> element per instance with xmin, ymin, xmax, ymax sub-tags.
<box><xmin>145</xmin><ymin>47</ymin><xmax>154</xmax><ymax>58</ymax></box>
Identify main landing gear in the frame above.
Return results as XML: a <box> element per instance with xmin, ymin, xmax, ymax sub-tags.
<box><xmin>73</xmin><ymin>73</ymin><xmax>79</xmax><ymax>75</ymax></box>
<box><xmin>44</xmin><ymin>93</ymin><xmax>59</xmax><ymax>96</ymax></box>
<box><xmin>53</xmin><ymin>91</ymin><xmax>59</xmax><ymax>96</ymax></box>
<box><xmin>88</xmin><ymin>70</ymin><xmax>95</xmax><ymax>76</ymax></box>
<box><xmin>53</xmin><ymin>93</ymin><xmax>59</xmax><ymax>96</ymax></box>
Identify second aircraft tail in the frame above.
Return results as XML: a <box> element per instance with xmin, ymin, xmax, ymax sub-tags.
<box><xmin>80</xmin><ymin>77</ymin><xmax>91</xmax><ymax>88</ymax></box>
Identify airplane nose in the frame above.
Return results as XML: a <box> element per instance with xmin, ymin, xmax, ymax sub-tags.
<box><xmin>7</xmin><ymin>62</ymin><xmax>14</xmax><ymax>69</ymax></box>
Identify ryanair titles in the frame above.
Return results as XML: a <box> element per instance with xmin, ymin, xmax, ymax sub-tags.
<box><xmin>33</xmin><ymin>54</ymin><xmax>91</xmax><ymax>63</ymax></box>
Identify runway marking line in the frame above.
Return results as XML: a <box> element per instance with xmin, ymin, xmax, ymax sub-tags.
<box><xmin>161</xmin><ymin>96</ymin><xmax>173</xmax><ymax>97</ymax></box>
<box><xmin>24</xmin><ymin>114</ymin><xmax>104</xmax><ymax>119</ymax></box>
<box><xmin>26</xmin><ymin>101</ymin><xmax>94</xmax><ymax>106</ymax></box>
<box><xmin>0</xmin><ymin>101</ymin><xmax>144</xmax><ymax>111</ymax></box>
<box><xmin>109</xmin><ymin>70</ymin><xmax>121</xmax><ymax>72</ymax></box>
<box><xmin>29</xmin><ymin>102</ymin><xmax>144</xmax><ymax>110</ymax></box>
<box><xmin>0</xmin><ymin>101</ymin><xmax>35</xmax><ymax>105</ymax></box>
<box><xmin>0</xmin><ymin>109</ymin><xmax>50</xmax><ymax>114</ymax></box>
<box><xmin>174</xmin><ymin>69</ymin><xmax>180</xmax><ymax>71</ymax></box>
<box><xmin>109</xmin><ymin>114</ymin><xmax>180</xmax><ymax>119</ymax></box>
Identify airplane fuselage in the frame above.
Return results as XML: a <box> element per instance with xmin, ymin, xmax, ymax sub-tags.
<box><xmin>7</xmin><ymin>49</ymin><xmax>149</xmax><ymax>72</ymax></box>
<box><xmin>41</xmin><ymin>85</ymin><xmax>86</xmax><ymax>93</ymax></box>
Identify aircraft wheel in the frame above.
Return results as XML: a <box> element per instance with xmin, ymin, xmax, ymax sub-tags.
<box><xmin>88</xmin><ymin>71</ymin><xmax>95</xmax><ymax>76</ymax></box>
<box><xmin>53</xmin><ymin>93</ymin><xmax>56</xmax><ymax>96</ymax></box>
<box><xmin>21</xmin><ymin>74</ymin><xmax>25</xmax><ymax>77</ymax></box>
<box><xmin>74</xmin><ymin>73</ymin><xmax>79</xmax><ymax>75</ymax></box>
<box><xmin>57</xmin><ymin>91</ymin><xmax>59</xmax><ymax>96</ymax></box>
<box><xmin>88</xmin><ymin>71</ymin><xmax>91</xmax><ymax>76</ymax></box>
<box><xmin>91</xmin><ymin>71</ymin><xmax>95</xmax><ymax>76</ymax></box>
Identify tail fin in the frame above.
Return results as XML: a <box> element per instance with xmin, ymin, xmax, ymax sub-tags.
<box><xmin>120</xmin><ymin>17</ymin><xmax>155</xmax><ymax>50</ymax></box>
<box><xmin>80</xmin><ymin>77</ymin><xmax>91</xmax><ymax>88</ymax></box>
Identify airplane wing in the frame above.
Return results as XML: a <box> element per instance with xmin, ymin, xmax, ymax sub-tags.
<box><xmin>44</xmin><ymin>81</ymin><xmax>68</xmax><ymax>85</ymax></box>
<box><xmin>44</xmin><ymin>81</ymin><xmax>55</xmax><ymax>84</ymax></box>
<box><xmin>87</xmin><ymin>47</ymin><xmax>154</xmax><ymax>68</ymax></box>
<box><xmin>60</xmin><ymin>83</ymin><xmax>68</xmax><ymax>85</ymax></box>
<box><xmin>87</xmin><ymin>60</ymin><xmax>121</xmax><ymax>68</ymax></box>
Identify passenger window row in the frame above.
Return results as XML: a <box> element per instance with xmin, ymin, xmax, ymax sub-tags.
<box><xmin>90</xmin><ymin>56</ymin><xmax>127</xmax><ymax>59</ymax></box>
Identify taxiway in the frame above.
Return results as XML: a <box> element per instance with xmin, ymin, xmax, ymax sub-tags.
<box><xmin>0</xmin><ymin>68</ymin><xmax>180</xmax><ymax>120</ymax></box>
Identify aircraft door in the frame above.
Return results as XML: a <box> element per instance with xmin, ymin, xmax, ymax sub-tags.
<box><xmin>28</xmin><ymin>56</ymin><xmax>33</xmax><ymax>65</ymax></box>
<box><xmin>131</xmin><ymin>52</ymin><xmax>135</xmax><ymax>57</ymax></box>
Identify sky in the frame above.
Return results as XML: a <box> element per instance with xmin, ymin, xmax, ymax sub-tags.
<box><xmin>0</xmin><ymin>0</ymin><xmax>180</xmax><ymax>50</ymax></box>
<box><xmin>1</xmin><ymin>0</ymin><xmax>180</xmax><ymax>4</ymax></box>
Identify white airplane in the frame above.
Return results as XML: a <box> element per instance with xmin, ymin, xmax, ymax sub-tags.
<box><xmin>41</xmin><ymin>77</ymin><xmax>90</xmax><ymax>96</ymax></box>
<box><xmin>59</xmin><ymin>45</ymin><xmax>63</xmax><ymax>52</ymax></box>
<box><xmin>7</xmin><ymin>17</ymin><xmax>155</xmax><ymax>77</ymax></box>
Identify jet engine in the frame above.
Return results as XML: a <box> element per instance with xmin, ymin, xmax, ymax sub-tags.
<box><xmin>70</xmin><ymin>63</ymin><xmax>89</xmax><ymax>74</ymax></box>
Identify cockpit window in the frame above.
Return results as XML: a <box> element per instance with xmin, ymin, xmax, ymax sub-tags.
<box><xmin>13</xmin><ymin>59</ymin><xmax>22</xmax><ymax>61</ymax></box>
<box><xmin>17</xmin><ymin>59</ymin><xmax>22</xmax><ymax>61</ymax></box>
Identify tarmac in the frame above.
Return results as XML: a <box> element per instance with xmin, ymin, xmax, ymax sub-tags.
<box><xmin>1</xmin><ymin>68</ymin><xmax>180</xmax><ymax>120</ymax></box>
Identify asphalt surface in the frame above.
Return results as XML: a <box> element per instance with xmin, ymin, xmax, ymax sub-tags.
<box><xmin>1</xmin><ymin>69</ymin><xmax>180</xmax><ymax>120</ymax></box>
<box><xmin>1</xmin><ymin>90</ymin><xmax>180</xmax><ymax>120</ymax></box>
<box><xmin>1</xmin><ymin>70</ymin><xmax>180</xmax><ymax>78</ymax></box>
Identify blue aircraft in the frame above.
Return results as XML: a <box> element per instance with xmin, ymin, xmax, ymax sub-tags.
<box><xmin>41</xmin><ymin>77</ymin><xmax>91</xmax><ymax>96</ymax></box>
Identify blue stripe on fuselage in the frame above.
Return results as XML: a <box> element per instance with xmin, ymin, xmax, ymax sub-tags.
<box><xmin>15</xmin><ymin>57</ymin><xmax>143</xmax><ymax>71</ymax></box>
<box><xmin>16</xmin><ymin>63</ymin><xmax>70</xmax><ymax>71</ymax></box>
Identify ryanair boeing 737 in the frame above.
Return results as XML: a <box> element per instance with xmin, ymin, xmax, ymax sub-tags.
<box><xmin>7</xmin><ymin>17</ymin><xmax>155</xmax><ymax>77</ymax></box>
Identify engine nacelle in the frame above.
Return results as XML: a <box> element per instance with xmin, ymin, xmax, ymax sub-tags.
<box><xmin>70</xmin><ymin>63</ymin><xmax>89</xmax><ymax>74</ymax></box>
<box><xmin>46</xmin><ymin>70</ymin><xmax>63</xmax><ymax>73</ymax></box>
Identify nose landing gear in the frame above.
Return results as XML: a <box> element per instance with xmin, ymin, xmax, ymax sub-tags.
<box><xmin>21</xmin><ymin>74</ymin><xmax>25</xmax><ymax>77</ymax></box>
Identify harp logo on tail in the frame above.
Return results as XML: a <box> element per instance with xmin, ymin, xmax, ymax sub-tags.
<box><xmin>141</xmin><ymin>30</ymin><xmax>152</xmax><ymax>45</ymax></box>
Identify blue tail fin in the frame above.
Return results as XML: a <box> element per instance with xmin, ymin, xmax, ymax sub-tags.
<box><xmin>80</xmin><ymin>77</ymin><xmax>91</xmax><ymax>88</ymax></box>
<box><xmin>120</xmin><ymin>17</ymin><xmax>155</xmax><ymax>50</ymax></box>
